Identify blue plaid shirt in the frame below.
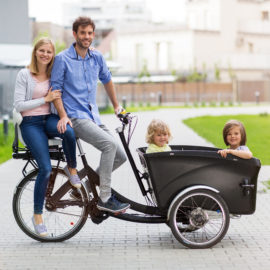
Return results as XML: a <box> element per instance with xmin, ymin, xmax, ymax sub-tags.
<box><xmin>51</xmin><ymin>43</ymin><xmax>111</xmax><ymax>125</ymax></box>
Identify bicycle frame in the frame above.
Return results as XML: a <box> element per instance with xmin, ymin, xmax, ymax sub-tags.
<box><xmin>14</xmin><ymin>115</ymin><xmax>167</xmax><ymax>224</ymax></box>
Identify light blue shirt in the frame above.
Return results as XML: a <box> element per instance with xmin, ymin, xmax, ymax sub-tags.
<box><xmin>50</xmin><ymin>43</ymin><xmax>112</xmax><ymax>125</ymax></box>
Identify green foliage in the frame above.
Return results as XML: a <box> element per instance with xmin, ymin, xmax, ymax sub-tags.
<box><xmin>184</xmin><ymin>114</ymin><xmax>270</xmax><ymax>165</ymax></box>
<box><xmin>214</xmin><ymin>63</ymin><xmax>221</xmax><ymax>81</ymax></box>
<box><xmin>33</xmin><ymin>31</ymin><xmax>50</xmax><ymax>45</ymax></box>
<box><xmin>175</xmin><ymin>63</ymin><xmax>207</xmax><ymax>83</ymax></box>
<box><xmin>171</xmin><ymin>69</ymin><xmax>177</xmax><ymax>76</ymax></box>
<box><xmin>259</xmin><ymin>112</ymin><xmax>268</xmax><ymax>117</ymax></box>
<box><xmin>55</xmin><ymin>40</ymin><xmax>66</xmax><ymax>54</ymax></box>
<box><xmin>186</xmin><ymin>65</ymin><xmax>207</xmax><ymax>82</ymax></box>
<box><xmin>210</xmin><ymin>101</ymin><xmax>216</xmax><ymax>107</ymax></box>
<box><xmin>175</xmin><ymin>75</ymin><xmax>187</xmax><ymax>82</ymax></box>
<box><xmin>0</xmin><ymin>123</ymin><xmax>15</xmax><ymax>164</ymax></box>
<box><xmin>33</xmin><ymin>31</ymin><xmax>66</xmax><ymax>54</ymax></box>
<box><xmin>228</xmin><ymin>63</ymin><xmax>237</xmax><ymax>81</ymax></box>
<box><xmin>262</xmin><ymin>179</ymin><xmax>270</xmax><ymax>190</ymax></box>
<box><xmin>138</xmin><ymin>60</ymin><xmax>151</xmax><ymax>81</ymax></box>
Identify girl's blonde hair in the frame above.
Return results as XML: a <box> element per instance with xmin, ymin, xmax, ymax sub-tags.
<box><xmin>28</xmin><ymin>37</ymin><xmax>55</xmax><ymax>77</ymax></box>
<box><xmin>146</xmin><ymin>119</ymin><xmax>172</xmax><ymax>144</ymax></box>
<box><xmin>223</xmin><ymin>119</ymin><xmax>247</xmax><ymax>146</ymax></box>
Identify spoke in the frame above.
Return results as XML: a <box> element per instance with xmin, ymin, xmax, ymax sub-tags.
<box><xmin>15</xmin><ymin>169</ymin><xmax>88</xmax><ymax>241</ymax></box>
<box><xmin>176</xmin><ymin>207</ymin><xmax>189</xmax><ymax>216</ymax></box>
<box><xmin>173</xmin><ymin>192</ymin><xmax>228</xmax><ymax>247</ymax></box>
<box><xmin>200</xmin><ymin>196</ymin><xmax>208</xmax><ymax>209</ymax></box>
<box><xmin>190</xmin><ymin>197</ymin><xmax>198</xmax><ymax>209</ymax></box>
<box><xmin>52</xmin><ymin>210</ymin><xmax>88</xmax><ymax>218</ymax></box>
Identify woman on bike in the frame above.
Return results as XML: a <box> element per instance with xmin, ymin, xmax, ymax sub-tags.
<box><xmin>13</xmin><ymin>37</ymin><xmax>81</xmax><ymax>236</ymax></box>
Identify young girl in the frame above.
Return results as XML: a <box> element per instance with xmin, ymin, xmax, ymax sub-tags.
<box><xmin>146</xmin><ymin>119</ymin><xmax>172</xmax><ymax>153</ymax></box>
<box><xmin>218</xmin><ymin>120</ymin><xmax>252</xmax><ymax>159</ymax></box>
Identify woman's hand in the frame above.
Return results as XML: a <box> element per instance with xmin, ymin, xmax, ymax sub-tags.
<box><xmin>44</xmin><ymin>88</ymin><xmax>61</xmax><ymax>102</ymax></box>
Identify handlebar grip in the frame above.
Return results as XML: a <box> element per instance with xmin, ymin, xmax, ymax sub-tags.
<box><xmin>117</xmin><ymin>111</ymin><xmax>130</xmax><ymax>124</ymax></box>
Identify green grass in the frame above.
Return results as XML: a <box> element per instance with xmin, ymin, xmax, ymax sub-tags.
<box><xmin>0</xmin><ymin>123</ymin><xmax>15</xmax><ymax>164</ymax></box>
<box><xmin>99</xmin><ymin>103</ymin><xmax>239</xmax><ymax>114</ymax></box>
<box><xmin>183</xmin><ymin>114</ymin><xmax>270</xmax><ymax>165</ymax></box>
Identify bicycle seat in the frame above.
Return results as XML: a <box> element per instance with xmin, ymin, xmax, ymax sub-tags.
<box><xmin>48</xmin><ymin>138</ymin><xmax>62</xmax><ymax>146</ymax></box>
<box><xmin>13</xmin><ymin>121</ymin><xmax>62</xmax><ymax>147</ymax></box>
<box><xmin>12</xmin><ymin>109</ymin><xmax>63</xmax><ymax>149</ymax></box>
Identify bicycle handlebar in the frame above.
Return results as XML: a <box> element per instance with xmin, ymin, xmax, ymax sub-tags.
<box><xmin>117</xmin><ymin>111</ymin><xmax>131</xmax><ymax>125</ymax></box>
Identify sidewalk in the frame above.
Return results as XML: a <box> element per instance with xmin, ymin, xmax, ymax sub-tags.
<box><xmin>0</xmin><ymin>106</ymin><xmax>270</xmax><ymax>270</ymax></box>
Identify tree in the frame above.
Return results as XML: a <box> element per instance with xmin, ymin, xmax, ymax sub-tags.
<box><xmin>138</xmin><ymin>60</ymin><xmax>151</xmax><ymax>82</ymax></box>
<box><xmin>214</xmin><ymin>63</ymin><xmax>221</xmax><ymax>81</ymax></box>
<box><xmin>33</xmin><ymin>31</ymin><xmax>66</xmax><ymax>54</ymax></box>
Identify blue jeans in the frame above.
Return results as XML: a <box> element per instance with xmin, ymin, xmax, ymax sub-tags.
<box><xmin>20</xmin><ymin>114</ymin><xmax>77</xmax><ymax>214</ymax></box>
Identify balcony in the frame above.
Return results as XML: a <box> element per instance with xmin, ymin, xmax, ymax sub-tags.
<box><xmin>221</xmin><ymin>53</ymin><xmax>270</xmax><ymax>70</ymax></box>
<box><xmin>238</xmin><ymin>20</ymin><xmax>270</xmax><ymax>35</ymax></box>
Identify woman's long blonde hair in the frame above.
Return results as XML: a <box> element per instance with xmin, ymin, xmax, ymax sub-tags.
<box><xmin>28</xmin><ymin>37</ymin><xmax>55</xmax><ymax>77</ymax></box>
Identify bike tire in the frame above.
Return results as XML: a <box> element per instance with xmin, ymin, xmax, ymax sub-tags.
<box><xmin>169</xmin><ymin>189</ymin><xmax>230</xmax><ymax>249</ymax></box>
<box><xmin>13</xmin><ymin>167</ymin><xmax>89</xmax><ymax>242</ymax></box>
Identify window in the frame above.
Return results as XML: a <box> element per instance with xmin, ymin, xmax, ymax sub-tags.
<box><xmin>262</xmin><ymin>11</ymin><xmax>269</xmax><ymax>21</ymax></box>
<box><xmin>248</xmin><ymin>42</ymin><xmax>254</xmax><ymax>53</ymax></box>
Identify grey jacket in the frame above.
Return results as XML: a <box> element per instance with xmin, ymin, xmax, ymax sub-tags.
<box><xmin>13</xmin><ymin>68</ymin><xmax>46</xmax><ymax>112</ymax></box>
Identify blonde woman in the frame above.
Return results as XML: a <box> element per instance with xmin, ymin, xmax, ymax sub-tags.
<box><xmin>14</xmin><ymin>38</ymin><xmax>81</xmax><ymax>236</ymax></box>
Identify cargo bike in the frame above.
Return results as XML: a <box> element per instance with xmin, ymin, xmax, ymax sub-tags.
<box><xmin>12</xmin><ymin>113</ymin><xmax>261</xmax><ymax>248</ymax></box>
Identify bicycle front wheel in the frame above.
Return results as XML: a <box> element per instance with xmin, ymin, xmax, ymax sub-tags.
<box><xmin>13</xmin><ymin>167</ymin><xmax>89</xmax><ymax>242</ymax></box>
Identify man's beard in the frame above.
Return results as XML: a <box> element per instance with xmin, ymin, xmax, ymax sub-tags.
<box><xmin>77</xmin><ymin>38</ymin><xmax>91</xmax><ymax>49</ymax></box>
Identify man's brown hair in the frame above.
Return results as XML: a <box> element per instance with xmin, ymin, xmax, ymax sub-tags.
<box><xmin>72</xmin><ymin>16</ymin><xmax>95</xmax><ymax>33</ymax></box>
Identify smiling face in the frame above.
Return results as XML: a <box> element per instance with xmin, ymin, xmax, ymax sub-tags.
<box><xmin>153</xmin><ymin>131</ymin><xmax>169</xmax><ymax>147</ymax></box>
<box><xmin>35</xmin><ymin>43</ymin><xmax>54</xmax><ymax>66</ymax></box>
<box><xmin>226</xmin><ymin>126</ymin><xmax>242</xmax><ymax>149</ymax></box>
<box><xmin>73</xmin><ymin>25</ymin><xmax>95</xmax><ymax>50</ymax></box>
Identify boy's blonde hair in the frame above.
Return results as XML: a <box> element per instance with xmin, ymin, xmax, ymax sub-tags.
<box><xmin>223</xmin><ymin>119</ymin><xmax>247</xmax><ymax>146</ymax></box>
<box><xmin>28</xmin><ymin>37</ymin><xmax>55</xmax><ymax>77</ymax></box>
<box><xmin>146</xmin><ymin>119</ymin><xmax>172</xmax><ymax>144</ymax></box>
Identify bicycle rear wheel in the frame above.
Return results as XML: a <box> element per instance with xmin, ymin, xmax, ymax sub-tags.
<box><xmin>169</xmin><ymin>189</ymin><xmax>230</xmax><ymax>249</ymax></box>
<box><xmin>13</xmin><ymin>167</ymin><xmax>89</xmax><ymax>242</ymax></box>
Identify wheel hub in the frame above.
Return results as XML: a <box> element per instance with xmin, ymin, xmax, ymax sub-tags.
<box><xmin>189</xmin><ymin>207</ymin><xmax>209</xmax><ymax>228</ymax></box>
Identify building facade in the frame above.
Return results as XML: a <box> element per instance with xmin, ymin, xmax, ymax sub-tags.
<box><xmin>111</xmin><ymin>0</ymin><xmax>270</xmax><ymax>81</ymax></box>
<box><xmin>0</xmin><ymin>0</ymin><xmax>32</xmax><ymax>116</ymax></box>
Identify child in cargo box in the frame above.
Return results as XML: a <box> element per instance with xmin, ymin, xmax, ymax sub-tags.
<box><xmin>146</xmin><ymin>119</ymin><xmax>172</xmax><ymax>153</ymax></box>
<box><xmin>218</xmin><ymin>119</ymin><xmax>252</xmax><ymax>159</ymax></box>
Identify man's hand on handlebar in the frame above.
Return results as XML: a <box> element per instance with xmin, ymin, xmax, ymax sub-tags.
<box><xmin>57</xmin><ymin>116</ymin><xmax>73</xmax><ymax>133</ymax></box>
<box><xmin>114</xmin><ymin>106</ymin><xmax>126</xmax><ymax>116</ymax></box>
<box><xmin>115</xmin><ymin>106</ymin><xmax>131</xmax><ymax>125</ymax></box>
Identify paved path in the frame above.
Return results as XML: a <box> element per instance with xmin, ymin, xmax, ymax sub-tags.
<box><xmin>1</xmin><ymin>106</ymin><xmax>270</xmax><ymax>270</ymax></box>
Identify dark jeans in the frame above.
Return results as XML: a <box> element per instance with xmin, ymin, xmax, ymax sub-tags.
<box><xmin>20</xmin><ymin>114</ymin><xmax>77</xmax><ymax>214</ymax></box>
